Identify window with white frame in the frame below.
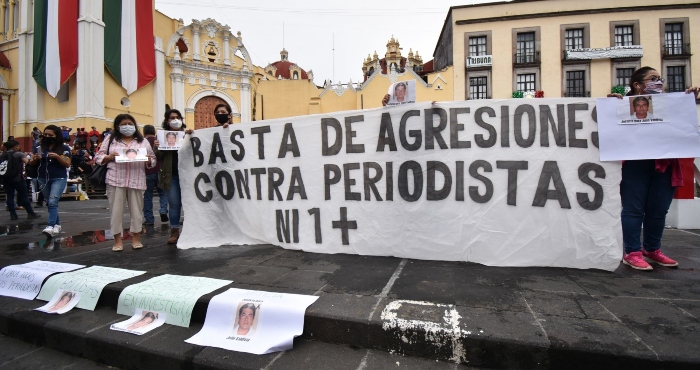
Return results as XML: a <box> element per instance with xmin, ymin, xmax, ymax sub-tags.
<box><xmin>469</xmin><ymin>36</ymin><xmax>487</xmax><ymax>56</ymax></box>
<box><xmin>516</xmin><ymin>32</ymin><xmax>535</xmax><ymax>63</ymax></box>
<box><xmin>665</xmin><ymin>23</ymin><xmax>684</xmax><ymax>55</ymax></box>
<box><xmin>565</xmin><ymin>29</ymin><xmax>584</xmax><ymax>50</ymax></box>
<box><xmin>614</xmin><ymin>25</ymin><xmax>633</xmax><ymax>47</ymax></box>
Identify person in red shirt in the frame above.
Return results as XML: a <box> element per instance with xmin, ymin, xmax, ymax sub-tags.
<box><xmin>87</xmin><ymin>126</ymin><xmax>101</xmax><ymax>153</ymax></box>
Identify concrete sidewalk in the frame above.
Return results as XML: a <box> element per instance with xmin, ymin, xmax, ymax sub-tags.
<box><xmin>0</xmin><ymin>199</ymin><xmax>699</xmax><ymax>369</ymax></box>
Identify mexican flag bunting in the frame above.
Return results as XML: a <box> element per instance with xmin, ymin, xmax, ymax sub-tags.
<box><xmin>32</xmin><ymin>0</ymin><xmax>79</xmax><ymax>98</ymax></box>
<box><xmin>104</xmin><ymin>0</ymin><xmax>156</xmax><ymax>95</ymax></box>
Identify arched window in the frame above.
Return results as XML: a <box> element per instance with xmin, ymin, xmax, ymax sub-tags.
<box><xmin>293</xmin><ymin>71</ymin><xmax>299</xmax><ymax>80</ymax></box>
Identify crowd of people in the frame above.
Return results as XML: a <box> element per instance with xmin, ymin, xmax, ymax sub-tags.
<box><xmin>1</xmin><ymin>65</ymin><xmax>698</xmax><ymax>271</ymax></box>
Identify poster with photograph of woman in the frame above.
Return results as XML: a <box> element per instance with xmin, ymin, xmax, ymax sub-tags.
<box><xmin>186</xmin><ymin>288</ymin><xmax>318</xmax><ymax>355</ymax></box>
<box><xmin>110</xmin><ymin>309</ymin><xmax>166</xmax><ymax>335</ymax></box>
<box><xmin>35</xmin><ymin>289</ymin><xmax>81</xmax><ymax>314</ymax></box>
<box><xmin>114</xmin><ymin>148</ymin><xmax>149</xmax><ymax>162</ymax></box>
<box><xmin>156</xmin><ymin>130</ymin><xmax>185</xmax><ymax>151</ymax></box>
<box><xmin>617</xmin><ymin>95</ymin><xmax>668</xmax><ymax>124</ymax></box>
<box><xmin>226</xmin><ymin>302</ymin><xmax>260</xmax><ymax>340</ymax></box>
<box><xmin>386</xmin><ymin>80</ymin><xmax>416</xmax><ymax>105</ymax></box>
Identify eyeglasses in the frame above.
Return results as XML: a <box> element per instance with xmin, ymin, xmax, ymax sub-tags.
<box><xmin>644</xmin><ymin>76</ymin><xmax>664</xmax><ymax>83</ymax></box>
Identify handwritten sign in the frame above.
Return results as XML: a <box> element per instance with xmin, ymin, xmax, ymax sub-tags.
<box><xmin>0</xmin><ymin>261</ymin><xmax>84</xmax><ymax>300</ymax></box>
<box><xmin>186</xmin><ymin>288</ymin><xmax>318</xmax><ymax>354</ymax></box>
<box><xmin>36</xmin><ymin>266</ymin><xmax>145</xmax><ymax>310</ymax></box>
<box><xmin>117</xmin><ymin>274</ymin><xmax>231</xmax><ymax>327</ymax></box>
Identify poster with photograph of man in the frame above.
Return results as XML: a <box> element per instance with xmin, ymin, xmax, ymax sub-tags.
<box><xmin>157</xmin><ymin>130</ymin><xmax>185</xmax><ymax>151</ymax></box>
<box><xmin>35</xmin><ymin>289</ymin><xmax>81</xmax><ymax>314</ymax></box>
<box><xmin>110</xmin><ymin>309</ymin><xmax>166</xmax><ymax>335</ymax></box>
<box><xmin>386</xmin><ymin>80</ymin><xmax>416</xmax><ymax>105</ymax></box>
<box><xmin>617</xmin><ymin>95</ymin><xmax>667</xmax><ymax>124</ymax></box>
<box><xmin>114</xmin><ymin>148</ymin><xmax>148</xmax><ymax>162</ymax></box>
<box><xmin>226</xmin><ymin>302</ymin><xmax>260</xmax><ymax>340</ymax></box>
<box><xmin>185</xmin><ymin>288</ymin><xmax>318</xmax><ymax>355</ymax></box>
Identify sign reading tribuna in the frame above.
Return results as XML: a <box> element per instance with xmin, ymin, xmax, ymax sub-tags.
<box><xmin>178</xmin><ymin>100</ymin><xmax>622</xmax><ymax>271</ymax></box>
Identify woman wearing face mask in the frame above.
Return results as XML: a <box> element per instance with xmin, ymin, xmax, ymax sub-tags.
<box><xmin>28</xmin><ymin>125</ymin><xmax>71</xmax><ymax>237</ymax></box>
<box><xmin>214</xmin><ymin>103</ymin><xmax>232</xmax><ymax>128</ymax></box>
<box><xmin>607</xmin><ymin>66</ymin><xmax>700</xmax><ymax>271</ymax></box>
<box><xmin>95</xmin><ymin>114</ymin><xmax>156</xmax><ymax>251</ymax></box>
<box><xmin>153</xmin><ymin>109</ymin><xmax>186</xmax><ymax>244</ymax></box>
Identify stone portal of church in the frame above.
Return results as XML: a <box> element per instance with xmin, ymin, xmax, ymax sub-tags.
<box><xmin>194</xmin><ymin>96</ymin><xmax>226</xmax><ymax>129</ymax></box>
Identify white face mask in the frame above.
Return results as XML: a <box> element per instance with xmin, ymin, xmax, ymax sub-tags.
<box><xmin>169</xmin><ymin>119</ymin><xmax>183</xmax><ymax>129</ymax></box>
<box><xmin>643</xmin><ymin>80</ymin><xmax>663</xmax><ymax>94</ymax></box>
<box><xmin>119</xmin><ymin>125</ymin><xmax>136</xmax><ymax>137</ymax></box>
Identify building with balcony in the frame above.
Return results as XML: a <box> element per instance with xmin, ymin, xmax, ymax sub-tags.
<box><xmin>433</xmin><ymin>0</ymin><xmax>700</xmax><ymax>100</ymax></box>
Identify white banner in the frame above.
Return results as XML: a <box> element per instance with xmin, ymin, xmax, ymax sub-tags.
<box><xmin>0</xmin><ymin>261</ymin><xmax>85</xmax><ymax>300</ymax></box>
<box><xmin>565</xmin><ymin>46</ymin><xmax>643</xmax><ymax>60</ymax></box>
<box><xmin>179</xmin><ymin>100</ymin><xmax>623</xmax><ymax>270</ymax></box>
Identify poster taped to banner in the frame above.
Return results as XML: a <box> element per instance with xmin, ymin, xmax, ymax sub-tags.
<box><xmin>178</xmin><ymin>99</ymin><xmax>624</xmax><ymax>270</ymax></box>
<box><xmin>37</xmin><ymin>266</ymin><xmax>146</xmax><ymax>310</ymax></box>
<box><xmin>386</xmin><ymin>80</ymin><xmax>416</xmax><ymax>106</ymax></box>
<box><xmin>186</xmin><ymin>288</ymin><xmax>318</xmax><ymax>354</ymax></box>
<box><xmin>117</xmin><ymin>274</ymin><xmax>231</xmax><ymax>327</ymax></box>
<box><xmin>35</xmin><ymin>289</ymin><xmax>81</xmax><ymax>314</ymax></box>
<box><xmin>0</xmin><ymin>261</ymin><xmax>85</xmax><ymax>300</ymax></box>
<box><xmin>597</xmin><ymin>92</ymin><xmax>700</xmax><ymax>161</ymax></box>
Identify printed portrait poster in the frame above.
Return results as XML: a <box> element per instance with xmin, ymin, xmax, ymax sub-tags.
<box><xmin>386</xmin><ymin>80</ymin><xmax>416</xmax><ymax>106</ymax></box>
<box><xmin>114</xmin><ymin>148</ymin><xmax>148</xmax><ymax>162</ymax></box>
<box><xmin>35</xmin><ymin>289</ymin><xmax>81</xmax><ymax>314</ymax></box>
<box><xmin>597</xmin><ymin>92</ymin><xmax>700</xmax><ymax>161</ymax></box>
<box><xmin>157</xmin><ymin>130</ymin><xmax>185</xmax><ymax>151</ymax></box>
<box><xmin>110</xmin><ymin>309</ymin><xmax>166</xmax><ymax>335</ymax></box>
<box><xmin>186</xmin><ymin>288</ymin><xmax>319</xmax><ymax>355</ymax></box>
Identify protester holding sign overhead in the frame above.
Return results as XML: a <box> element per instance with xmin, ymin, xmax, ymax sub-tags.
<box><xmin>95</xmin><ymin>114</ymin><xmax>156</xmax><ymax>252</ymax></box>
<box><xmin>608</xmin><ymin>66</ymin><xmax>700</xmax><ymax>271</ymax></box>
<box><xmin>154</xmin><ymin>109</ymin><xmax>187</xmax><ymax>244</ymax></box>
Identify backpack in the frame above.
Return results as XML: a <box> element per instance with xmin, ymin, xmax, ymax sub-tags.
<box><xmin>0</xmin><ymin>151</ymin><xmax>21</xmax><ymax>180</ymax></box>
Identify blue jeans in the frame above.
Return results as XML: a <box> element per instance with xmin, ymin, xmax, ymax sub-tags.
<box><xmin>38</xmin><ymin>178</ymin><xmax>67</xmax><ymax>227</ymax></box>
<box><xmin>143</xmin><ymin>173</ymin><xmax>168</xmax><ymax>223</ymax></box>
<box><xmin>3</xmin><ymin>179</ymin><xmax>36</xmax><ymax>217</ymax></box>
<box><xmin>620</xmin><ymin>160</ymin><xmax>676</xmax><ymax>254</ymax></box>
<box><xmin>166</xmin><ymin>175</ymin><xmax>182</xmax><ymax>229</ymax></box>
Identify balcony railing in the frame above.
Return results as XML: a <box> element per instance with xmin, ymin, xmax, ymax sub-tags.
<box><xmin>514</xmin><ymin>51</ymin><xmax>540</xmax><ymax>65</ymax></box>
<box><xmin>663</xmin><ymin>43</ymin><xmax>691</xmax><ymax>57</ymax></box>
<box><xmin>563</xmin><ymin>91</ymin><xmax>591</xmax><ymax>98</ymax></box>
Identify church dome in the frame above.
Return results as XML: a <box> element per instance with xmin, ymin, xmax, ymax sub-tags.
<box><xmin>265</xmin><ymin>48</ymin><xmax>309</xmax><ymax>80</ymax></box>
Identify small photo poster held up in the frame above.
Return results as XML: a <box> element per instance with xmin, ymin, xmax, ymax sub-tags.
<box><xmin>617</xmin><ymin>95</ymin><xmax>667</xmax><ymax>124</ymax></box>
<box><xmin>111</xmin><ymin>309</ymin><xmax>166</xmax><ymax>335</ymax></box>
<box><xmin>157</xmin><ymin>130</ymin><xmax>185</xmax><ymax>151</ymax></box>
<box><xmin>114</xmin><ymin>148</ymin><xmax>148</xmax><ymax>162</ymax></box>
<box><xmin>386</xmin><ymin>80</ymin><xmax>416</xmax><ymax>106</ymax></box>
<box><xmin>597</xmin><ymin>92</ymin><xmax>700</xmax><ymax>161</ymax></box>
<box><xmin>186</xmin><ymin>288</ymin><xmax>319</xmax><ymax>355</ymax></box>
<box><xmin>0</xmin><ymin>260</ymin><xmax>85</xmax><ymax>300</ymax></box>
<box><xmin>35</xmin><ymin>289</ymin><xmax>81</xmax><ymax>314</ymax></box>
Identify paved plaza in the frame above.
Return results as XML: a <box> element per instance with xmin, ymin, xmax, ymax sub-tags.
<box><xmin>0</xmin><ymin>198</ymin><xmax>699</xmax><ymax>369</ymax></box>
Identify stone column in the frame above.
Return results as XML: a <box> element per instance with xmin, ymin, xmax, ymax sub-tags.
<box><xmin>17</xmin><ymin>0</ymin><xmax>40</xmax><ymax>124</ymax></box>
<box><xmin>171</xmin><ymin>63</ymin><xmax>185</xmax><ymax>112</ymax></box>
<box><xmin>153</xmin><ymin>37</ymin><xmax>166</xmax><ymax>124</ymax></box>
<box><xmin>222</xmin><ymin>27</ymin><xmax>231</xmax><ymax>66</ymax></box>
<box><xmin>192</xmin><ymin>20</ymin><xmax>201</xmax><ymax>62</ymax></box>
<box><xmin>2</xmin><ymin>95</ymin><xmax>9</xmax><ymax>141</ymax></box>
<box><xmin>240</xmin><ymin>83</ymin><xmax>251</xmax><ymax>123</ymax></box>
<box><xmin>76</xmin><ymin>0</ymin><xmax>105</xmax><ymax>119</ymax></box>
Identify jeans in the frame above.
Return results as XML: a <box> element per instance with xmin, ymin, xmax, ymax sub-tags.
<box><xmin>3</xmin><ymin>179</ymin><xmax>35</xmax><ymax>217</ymax></box>
<box><xmin>143</xmin><ymin>173</ymin><xmax>168</xmax><ymax>223</ymax></box>
<box><xmin>620</xmin><ymin>160</ymin><xmax>677</xmax><ymax>254</ymax></box>
<box><xmin>38</xmin><ymin>178</ymin><xmax>67</xmax><ymax>227</ymax></box>
<box><xmin>166</xmin><ymin>175</ymin><xmax>182</xmax><ymax>229</ymax></box>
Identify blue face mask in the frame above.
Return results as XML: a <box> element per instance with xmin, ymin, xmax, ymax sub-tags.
<box><xmin>119</xmin><ymin>125</ymin><xmax>136</xmax><ymax>137</ymax></box>
<box><xmin>644</xmin><ymin>80</ymin><xmax>663</xmax><ymax>94</ymax></box>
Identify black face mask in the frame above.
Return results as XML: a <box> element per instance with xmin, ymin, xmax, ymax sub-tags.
<box><xmin>215</xmin><ymin>113</ymin><xmax>230</xmax><ymax>124</ymax></box>
<box><xmin>42</xmin><ymin>137</ymin><xmax>56</xmax><ymax>146</ymax></box>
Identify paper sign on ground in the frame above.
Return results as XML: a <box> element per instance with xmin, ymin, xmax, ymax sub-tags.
<box><xmin>157</xmin><ymin>130</ymin><xmax>185</xmax><ymax>151</ymax></box>
<box><xmin>110</xmin><ymin>309</ymin><xmax>166</xmax><ymax>335</ymax></box>
<box><xmin>35</xmin><ymin>289</ymin><xmax>81</xmax><ymax>314</ymax></box>
<box><xmin>115</xmin><ymin>148</ymin><xmax>148</xmax><ymax>162</ymax></box>
<box><xmin>186</xmin><ymin>288</ymin><xmax>319</xmax><ymax>355</ymax></box>
<box><xmin>386</xmin><ymin>80</ymin><xmax>415</xmax><ymax>106</ymax></box>
<box><xmin>117</xmin><ymin>274</ymin><xmax>231</xmax><ymax>327</ymax></box>
<box><xmin>0</xmin><ymin>260</ymin><xmax>85</xmax><ymax>300</ymax></box>
<box><xmin>36</xmin><ymin>266</ymin><xmax>146</xmax><ymax>311</ymax></box>
<box><xmin>597</xmin><ymin>92</ymin><xmax>700</xmax><ymax>161</ymax></box>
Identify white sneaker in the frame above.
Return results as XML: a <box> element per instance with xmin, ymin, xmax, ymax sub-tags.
<box><xmin>42</xmin><ymin>226</ymin><xmax>55</xmax><ymax>238</ymax></box>
<box><xmin>53</xmin><ymin>225</ymin><xmax>61</xmax><ymax>235</ymax></box>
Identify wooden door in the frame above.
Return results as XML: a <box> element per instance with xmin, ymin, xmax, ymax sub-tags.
<box><xmin>194</xmin><ymin>96</ymin><xmax>226</xmax><ymax>129</ymax></box>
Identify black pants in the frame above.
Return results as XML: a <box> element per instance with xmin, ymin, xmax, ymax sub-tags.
<box><xmin>3</xmin><ymin>179</ymin><xmax>36</xmax><ymax>218</ymax></box>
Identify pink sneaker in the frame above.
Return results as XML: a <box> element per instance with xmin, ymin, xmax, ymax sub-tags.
<box><xmin>622</xmin><ymin>251</ymin><xmax>653</xmax><ymax>271</ymax></box>
<box><xmin>643</xmin><ymin>250</ymin><xmax>678</xmax><ymax>267</ymax></box>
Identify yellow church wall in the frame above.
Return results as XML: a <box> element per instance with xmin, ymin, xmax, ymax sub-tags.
<box><xmin>319</xmin><ymin>89</ymin><xmax>357</xmax><ymax>114</ymax></box>
<box><xmin>256</xmin><ymin>79</ymin><xmax>321</xmax><ymax>120</ymax></box>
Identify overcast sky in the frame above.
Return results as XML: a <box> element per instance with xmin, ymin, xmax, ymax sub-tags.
<box><xmin>154</xmin><ymin>1</ymin><xmax>504</xmax><ymax>85</ymax></box>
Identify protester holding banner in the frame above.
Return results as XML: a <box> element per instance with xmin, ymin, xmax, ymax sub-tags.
<box><xmin>96</xmin><ymin>114</ymin><xmax>156</xmax><ymax>251</ymax></box>
<box><xmin>608</xmin><ymin>66</ymin><xmax>700</xmax><ymax>270</ymax></box>
<box><xmin>154</xmin><ymin>109</ymin><xmax>186</xmax><ymax>244</ymax></box>
<box><xmin>214</xmin><ymin>103</ymin><xmax>232</xmax><ymax>128</ymax></box>
<box><xmin>29</xmin><ymin>125</ymin><xmax>71</xmax><ymax>238</ymax></box>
